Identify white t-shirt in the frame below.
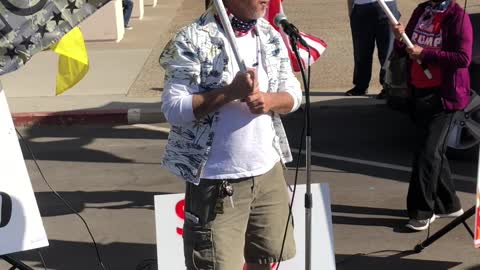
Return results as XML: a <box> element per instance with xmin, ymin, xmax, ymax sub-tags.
<box><xmin>354</xmin><ymin>0</ymin><xmax>393</xmax><ymax>4</ymax></box>
<box><xmin>201</xmin><ymin>31</ymin><xmax>280</xmax><ymax>179</ymax></box>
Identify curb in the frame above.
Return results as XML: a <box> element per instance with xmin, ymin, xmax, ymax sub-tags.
<box><xmin>12</xmin><ymin>108</ymin><xmax>166</xmax><ymax>127</ymax></box>
<box><xmin>10</xmin><ymin>97</ymin><xmax>387</xmax><ymax>127</ymax></box>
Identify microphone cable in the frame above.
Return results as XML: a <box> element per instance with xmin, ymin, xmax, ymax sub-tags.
<box><xmin>276</xmin><ymin>119</ymin><xmax>305</xmax><ymax>270</ymax></box>
<box><xmin>15</xmin><ymin>128</ymin><xmax>108</xmax><ymax>270</ymax></box>
<box><xmin>37</xmin><ymin>249</ymin><xmax>48</xmax><ymax>270</ymax></box>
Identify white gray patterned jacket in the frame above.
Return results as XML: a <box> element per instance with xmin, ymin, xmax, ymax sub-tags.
<box><xmin>159</xmin><ymin>8</ymin><xmax>303</xmax><ymax>184</ymax></box>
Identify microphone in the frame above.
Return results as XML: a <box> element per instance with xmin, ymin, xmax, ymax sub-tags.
<box><xmin>274</xmin><ymin>14</ymin><xmax>309</xmax><ymax>48</ymax></box>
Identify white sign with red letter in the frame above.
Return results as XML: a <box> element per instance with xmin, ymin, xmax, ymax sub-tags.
<box><xmin>155</xmin><ymin>183</ymin><xmax>335</xmax><ymax>269</ymax></box>
<box><xmin>0</xmin><ymin>88</ymin><xmax>49</xmax><ymax>256</ymax></box>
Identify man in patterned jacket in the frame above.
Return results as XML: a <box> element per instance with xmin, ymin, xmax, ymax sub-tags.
<box><xmin>159</xmin><ymin>0</ymin><xmax>302</xmax><ymax>269</ymax></box>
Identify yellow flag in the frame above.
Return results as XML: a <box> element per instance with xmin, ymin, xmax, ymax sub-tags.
<box><xmin>51</xmin><ymin>27</ymin><xmax>89</xmax><ymax>95</ymax></box>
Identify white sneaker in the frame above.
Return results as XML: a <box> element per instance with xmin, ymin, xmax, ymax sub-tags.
<box><xmin>436</xmin><ymin>209</ymin><xmax>464</xmax><ymax>218</ymax></box>
<box><xmin>405</xmin><ymin>215</ymin><xmax>436</xmax><ymax>231</ymax></box>
<box><xmin>125</xmin><ymin>25</ymin><xmax>133</xmax><ymax>30</ymax></box>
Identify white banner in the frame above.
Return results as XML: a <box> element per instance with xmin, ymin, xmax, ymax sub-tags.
<box><xmin>155</xmin><ymin>183</ymin><xmax>335</xmax><ymax>269</ymax></box>
<box><xmin>0</xmin><ymin>88</ymin><xmax>48</xmax><ymax>255</ymax></box>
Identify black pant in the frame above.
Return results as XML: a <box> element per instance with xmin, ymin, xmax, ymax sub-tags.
<box><xmin>407</xmin><ymin>90</ymin><xmax>462</xmax><ymax>219</ymax></box>
<box><xmin>350</xmin><ymin>2</ymin><xmax>399</xmax><ymax>90</ymax></box>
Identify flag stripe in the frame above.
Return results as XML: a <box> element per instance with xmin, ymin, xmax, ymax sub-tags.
<box><xmin>265</xmin><ymin>0</ymin><xmax>327</xmax><ymax>72</ymax></box>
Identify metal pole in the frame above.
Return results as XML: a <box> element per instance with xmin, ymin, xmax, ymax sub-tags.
<box><xmin>290</xmin><ymin>34</ymin><xmax>312</xmax><ymax>270</ymax></box>
<box><xmin>305</xmin><ymin>136</ymin><xmax>312</xmax><ymax>270</ymax></box>
<box><xmin>304</xmin><ymin>44</ymin><xmax>312</xmax><ymax>270</ymax></box>
<box><xmin>376</xmin><ymin>0</ymin><xmax>432</xmax><ymax>79</ymax></box>
<box><xmin>212</xmin><ymin>0</ymin><xmax>247</xmax><ymax>73</ymax></box>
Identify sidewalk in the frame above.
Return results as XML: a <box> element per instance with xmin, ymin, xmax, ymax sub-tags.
<box><xmin>2</xmin><ymin>0</ymin><xmax>412</xmax><ymax>127</ymax></box>
<box><xmin>2</xmin><ymin>0</ymin><xmax>188</xmax><ymax>126</ymax></box>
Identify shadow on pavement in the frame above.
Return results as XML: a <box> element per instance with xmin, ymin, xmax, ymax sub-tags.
<box><xmin>283</xmin><ymin>98</ymin><xmax>478</xmax><ymax>194</ymax></box>
<box><xmin>18</xmin><ymin>124</ymin><xmax>168</xmax><ymax>163</ymax></box>
<box><xmin>331</xmin><ymin>204</ymin><xmax>407</xmax><ymax>229</ymax></box>
<box><xmin>332</xmin><ymin>204</ymin><xmax>406</xmax><ymax>217</ymax></box>
<box><xmin>35</xmin><ymin>190</ymin><xmax>165</xmax><ymax>217</ymax></box>
<box><xmin>12</xmin><ymin>97</ymin><xmax>478</xmax><ymax>269</ymax></box>
<box><xmin>336</xmin><ymin>252</ymin><xmax>461</xmax><ymax>270</ymax></box>
<box><xmin>10</xmin><ymin>239</ymin><xmax>157</xmax><ymax>270</ymax></box>
<box><xmin>333</xmin><ymin>215</ymin><xmax>405</xmax><ymax>229</ymax></box>
<box><xmin>18</xmin><ymin>98</ymin><xmax>477</xmax><ymax>186</ymax></box>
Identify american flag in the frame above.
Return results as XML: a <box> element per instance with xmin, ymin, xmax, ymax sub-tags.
<box><xmin>265</xmin><ymin>0</ymin><xmax>327</xmax><ymax>72</ymax></box>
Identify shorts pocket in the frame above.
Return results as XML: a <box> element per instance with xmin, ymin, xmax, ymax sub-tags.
<box><xmin>184</xmin><ymin>226</ymin><xmax>215</xmax><ymax>270</ymax></box>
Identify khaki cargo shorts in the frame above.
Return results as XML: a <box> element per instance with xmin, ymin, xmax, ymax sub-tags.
<box><xmin>183</xmin><ymin>162</ymin><xmax>296</xmax><ymax>270</ymax></box>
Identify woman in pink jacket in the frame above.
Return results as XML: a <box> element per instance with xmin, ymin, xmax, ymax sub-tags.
<box><xmin>392</xmin><ymin>0</ymin><xmax>473</xmax><ymax>231</ymax></box>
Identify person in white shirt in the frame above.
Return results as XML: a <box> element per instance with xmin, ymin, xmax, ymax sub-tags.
<box><xmin>159</xmin><ymin>0</ymin><xmax>302</xmax><ymax>269</ymax></box>
<box><xmin>346</xmin><ymin>0</ymin><xmax>400</xmax><ymax>98</ymax></box>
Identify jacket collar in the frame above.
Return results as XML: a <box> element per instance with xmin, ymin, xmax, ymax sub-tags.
<box><xmin>419</xmin><ymin>0</ymin><xmax>457</xmax><ymax>17</ymax></box>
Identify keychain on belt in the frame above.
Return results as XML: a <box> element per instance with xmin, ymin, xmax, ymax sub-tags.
<box><xmin>222</xmin><ymin>181</ymin><xmax>235</xmax><ymax>208</ymax></box>
<box><xmin>214</xmin><ymin>181</ymin><xmax>235</xmax><ymax>214</ymax></box>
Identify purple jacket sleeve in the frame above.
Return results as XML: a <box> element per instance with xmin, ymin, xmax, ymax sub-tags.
<box><xmin>421</xmin><ymin>11</ymin><xmax>473</xmax><ymax>68</ymax></box>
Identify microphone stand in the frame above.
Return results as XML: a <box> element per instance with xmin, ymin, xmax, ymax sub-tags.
<box><xmin>288</xmin><ymin>33</ymin><xmax>312</xmax><ymax>270</ymax></box>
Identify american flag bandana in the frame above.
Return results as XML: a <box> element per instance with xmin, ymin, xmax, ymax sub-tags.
<box><xmin>214</xmin><ymin>12</ymin><xmax>257</xmax><ymax>37</ymax></box>
<box><xmin>229</xmin><ymin>13</ymin><xmax>257</xmax><ymax>37</ymax></box>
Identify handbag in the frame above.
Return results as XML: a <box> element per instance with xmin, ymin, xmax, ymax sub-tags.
<box><xmin>383</xmin><ymin>49</ymin><xmax>412</xmax><ymax>112</ymax></box>
<box><xmin>413</xmin><ymin>92</ymin><xmax>443</xmax><ymax>114</ymax></box>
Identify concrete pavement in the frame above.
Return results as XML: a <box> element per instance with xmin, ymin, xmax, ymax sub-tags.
<box><xmin>1</xmin><ymin>0</ymin><xmax>423</xmax><ymax>126</ymax></box>
<box><xmin>1</xmin><ymin>0</ymin><xmax>480</xmax><ymax>269</ymax></box>
<box><xmin>2</xmin><ymin>0</ymin><xmax>187</xmax><ymax>125</ymax></box>
<box><xmin>1</xmin><ymin>105</ymin><xmax>479</xmax><ymax>270</ymax></box>
<box><xmin>2</xmin><ymin>0</ymin><xmax>478</xmax><ymax>123</ymax></box>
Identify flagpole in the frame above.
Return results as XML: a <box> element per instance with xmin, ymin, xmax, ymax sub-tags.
<box><xmin>376</xmin><ymin>0</ymin><xmax>432</xmax><ymax>79</ymax></box>
<box><xmin>212</xmin><ymin>0</ymin><xmax>247</xmax><ymax>73</ymax></box>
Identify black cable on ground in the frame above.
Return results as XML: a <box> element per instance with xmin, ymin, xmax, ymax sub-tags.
<box><xmin>37</xmin><ymin>249</ymin><xmax>48</xmax><ymax>270</ymax></box>
<box><xmin>16</xmin><ymin>128</ymin><xmax>108</xmax><ymax>270</ymax></box>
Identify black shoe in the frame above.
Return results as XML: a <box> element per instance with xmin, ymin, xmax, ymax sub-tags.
<box><xmin>345</xmin><ymin>87</ymin><xmax>366</xmax><ymax>96</ymax></box>
<box><xmin>376</xmin><ymin>89</ymin><xmax>387</xmax><ymax>99</ymax></box>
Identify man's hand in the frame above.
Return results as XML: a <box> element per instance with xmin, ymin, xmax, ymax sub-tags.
<box><xmin>245</xmin><ymin>90</ymin><xmax>272</xmax><ymax>114</ymax></box>
<box><xmin>407</xmin><ymin>45</ymin><xmax>423</xmax><ymax>60</ymax></box>
<box><xmin>228</xmin><ymin>68</ymin><xmax>259</xmax><ymax>100</ymax></box>
<box><xmin>191</xmin><ymin>68</ymin><xmax>259</xmax><ymax>120</ymax></box>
